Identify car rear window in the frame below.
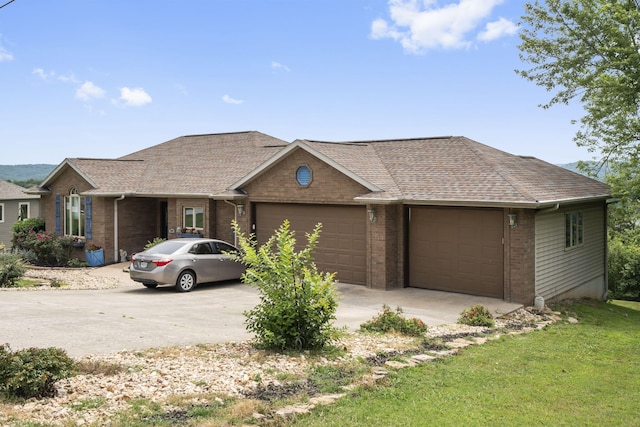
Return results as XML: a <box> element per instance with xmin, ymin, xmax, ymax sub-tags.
<box><xmin>147</xmin><ymin>241</ymin><xmax>187</xmax><ymax>254</ymax></box>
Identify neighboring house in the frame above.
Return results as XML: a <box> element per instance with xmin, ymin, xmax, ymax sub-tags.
<box><xmin>0</xmin><ymin>180</ymin><xmax>40</xmax><ymax>251</ymax></box>
<box><xmin>30</xmin><ymin>131</ymin><xmax>611</xmax><ymax>305</ymax></box>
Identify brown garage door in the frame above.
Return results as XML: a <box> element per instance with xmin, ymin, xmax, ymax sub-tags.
<box><xmin>409</xmin><ymin>207</ymin><xmax>504</xmax><ymax>298</ymax></box>
<box><xmin>256</xmin><ymin>203</ymin><xmax>367</xmax><ymax>285</ymax></box>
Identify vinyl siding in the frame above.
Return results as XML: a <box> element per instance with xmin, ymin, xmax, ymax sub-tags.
<box><xmin>0</xmin><ymin>199</ymin><xmax>41</xmax><ymax>250</ymax></box>
<box><xmin>535</xmin><ymin>203</ymin><xmax>606</xmax><ymax>300</ymax></box>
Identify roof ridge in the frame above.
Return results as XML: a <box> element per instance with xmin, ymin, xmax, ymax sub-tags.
<box><xmin>462</xmin><ymin>138</ymin><xmax>539</xmax><ymax>202</ymax></box>
<box><xmin>183</xmin><ymin>130</ymin><xmax>256</xmax><ymax>138</ymax></box>
<box><xmin>304</xmin><ymin>136</ymin><xmax>454</xmax><ymax>145</ymax></box>
<box><xmin>73</xmin><ymin>158</ymin><xmax>144</xmax><ymax>162</ymax></box>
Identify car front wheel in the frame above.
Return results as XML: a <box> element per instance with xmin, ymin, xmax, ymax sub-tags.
<box><xmin>175</xmin><ymin>270</ymin><xmax>196</xmax><ymax>292</ymax></box>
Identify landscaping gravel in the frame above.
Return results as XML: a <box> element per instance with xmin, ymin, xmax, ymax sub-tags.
<box><xmin>0</xmin><ymin>267</ymin><xmax>555</xmax><ymax>426</ymax></box>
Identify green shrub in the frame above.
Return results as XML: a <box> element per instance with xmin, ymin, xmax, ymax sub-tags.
<box><xmin>0</xmin><ymin>345</ymin><xmax>77</xmax><ymax>399</ymax></box>
<box><xmin>458</xmin><ymin>304</ymin><xmax>495</xmax><ymax>327</ymax></box>
<box><xmin>10</xmin><ymin>217</ymin><xmax>45</xmax><ymax>251</ymax></box>
<box><xmin>144</xmin><ymin>237</ymin><xmax>166</xmax><ymax>250</ymax></box>
<box><xmin>14</xmin><ymin>230</ymin><xmax>73</xmax><ymax>267</ymax></box>
<box><xmin>360</xmin><ymin>305</ymin><xmax>428</xmax><ymax>336</ymax></box>
<box><xmin>608</xmin><ymin>235</ymin><xmax>640</xmax><ymax>300</ymax></box>
<box><xmin>231</xmin><ymin>219</ymin><xmax>340</xmax><ymax>351</ymax></box>
<box><xmin>0</xmin><ymin>254</ymin><xmax>26</xmax><ymax>288</ymax></box>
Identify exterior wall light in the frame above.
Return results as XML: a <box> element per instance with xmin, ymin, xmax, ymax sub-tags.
<box><xmin>368</xmin><ymin>207</ymin><xmax>377</xmax><ymax>223</ymax></box>
<box><xmin>237</xmin><ymin>204</ymin><xmax>246</xmax><ymax>216</ymax></box>
<box><xmin>508</xmin><ymin>213</ymin><xmax>517</xmax><ymax>228</ymax></box>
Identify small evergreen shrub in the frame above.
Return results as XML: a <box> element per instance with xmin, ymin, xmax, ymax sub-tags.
<box><xmin>458</xmin><ymin>304</ymin><xmax>495</xmax><ymax>327</ymax></box>
<box><xmin>231</xmin><ymin>220</ymin><xmax>341</xmax><ymax>351</ymax></box>
<box><xmin>0</xmin><ymin>254</ymin><xmax>26</xmax><ymax>288</ymax></box>
<box><xmin>360</xmin><ymin>305</ymin><xmax>428</xmax><ymax>336</ymax></box>
<box><xmin>0</xmin><ymin>345</ymin><xmax>77</xmax><ymax>399</ymax></box>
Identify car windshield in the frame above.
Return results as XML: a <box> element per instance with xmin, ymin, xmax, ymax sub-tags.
<box><xmin>145</xmin><ymin>241</ymin><xmax>187</xmax><ymax>255</ymax></box>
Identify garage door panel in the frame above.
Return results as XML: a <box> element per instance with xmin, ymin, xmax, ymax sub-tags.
<box><xmin>256</xmin><ymin>204</ymin><xmax>366</xmax><ymax>285</ymax></box>
<box><xmin>410</xmin><ymin>207</ymin><xmax>503</xmax><ymax>298</ymax></box>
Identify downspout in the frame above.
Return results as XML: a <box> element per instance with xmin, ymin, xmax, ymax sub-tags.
<box><xmin>223</xmin><ymin>200</ymin><xmax>239</xmax><ymax>246</ymax></box>
<box><xmin>114</xmin><ymin>195</ymin><xmax>125</xmax><ymax>262</ymax></box>
<box><xmin>538</xmin><ymin>203</ymin><xmax>560</xmax><ymax>213</ymax></box>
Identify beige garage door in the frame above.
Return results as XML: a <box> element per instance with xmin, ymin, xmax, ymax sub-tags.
<box><xmin>256</xmin><ymin>203</ymin><xmax>367</xmax><ymax>285</ymax></box>
<box><xmin>409</xmin><ymin>207</ymin><xmax>504</xmax><ymax>298</ymax></box>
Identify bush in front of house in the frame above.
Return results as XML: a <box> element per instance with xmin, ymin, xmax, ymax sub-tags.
<box><xmin>0</xmin><ymin>344</ymin><xmax>77</xmax><ymax>399</ymax></box>
<box><xmin>10</xmin><ymin>217</ymin><xmax>45</xmax><ymax>251</ymax></box>
<box><xmin>231</xmin><ymin>219</ymin><xmax>341</xmax><ymax>351</ymax></box>
<box><xmin>458</xmin><ymin>304</ymin><xmax>495</xmax><ymax>327</ymax></box>
<box><xmin>15</xmin><ymin>230</ymin><xmax>74</xmax><ymax>267</ymax></box>
<box><xmin>360</xmin><ymin>305</ymin><xmax>428</xmax><ymax>336</ymax></box>
<box><xmin>0</xmin><ymin>254</ymin><xmax>26</xmax><ymax>288</ymax></box>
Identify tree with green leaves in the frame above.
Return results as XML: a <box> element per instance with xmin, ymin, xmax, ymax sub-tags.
<box><xmin>518</xmin><ymin>1</ymin><xmax>640</xmax><ymax>300</ymax></box>
<box><xmin>518</xmin><ymin>0</ymin><xmax>640</xmax><ymax>166</ymax></box>
<box><xmin>231</xmin><ymin>220</ymin><xmax>341</xmax><ymax>351</ymax></box>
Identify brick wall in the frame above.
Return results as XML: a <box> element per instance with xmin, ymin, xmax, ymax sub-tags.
<box><xmin>504</xmin><ymin>208</ymin><xmax>536</xmax><ymax>304</ymax></box>
<box><xmin>367</xmin><ymin>204</ymin><xmax>403</xmax><ymax>290</ymax></box>
<box><xmin>242</xmin><ymin>149</ymin><xmax>369</xmax><ymax>204</ymax></box>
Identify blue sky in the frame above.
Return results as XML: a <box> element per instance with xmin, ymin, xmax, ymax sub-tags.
<box><xmin>0</xmin><ymin>0</ymin><xmax>590</xmax><ymax>165</ymax></box>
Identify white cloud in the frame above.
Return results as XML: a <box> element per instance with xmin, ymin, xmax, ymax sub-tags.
<box><xmin>33</xmin><ymin>68</ymin><xmax>53</xmax><ymax>80</ymax></box>
<box><xmin>0</xmin><ymin>35</ymin><xmax>13</xmax><ymax>62</ymax></box>
<box><xmin>271</xmin><ymin>61</ymin><xmax>291</xmax><ymax>72</ymax></box>
<box><xmin>33</xmin><ymin>68</ymin><xmax>79</xmax><ymax>83</ymax></box>
<box><xmin>371</xmin><ymin>0</ymin><xmax>515</xmax><ymax>54</ymax></box>
<box><xmin>75</xmin><ymin>81</ymin><xmax>106</xmax><ymax>101</ymax></box>
<box><xmin>222</xmin><ymin>94</ymin><xmax>244</xmax><ymax>105</ymax></box>
<box><xmin>478</xmin><ymin>17</ymin><xmax>518</xmax><ymax>42</ymax></box>
<box><xmin>57</xmin><ymin>72</ymin><xmax>79</xmax><ymax>83</ymax></box>
<box><xmin>118</xmin><ymin>87</ymin><xmax>152</xmax><ymax>107</ymax></box>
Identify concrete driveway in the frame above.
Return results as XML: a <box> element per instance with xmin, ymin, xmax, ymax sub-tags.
<box><xmin>0</xmin><ymin>263</ymin><xmax>521</xmax><ymax>358</ymax></box>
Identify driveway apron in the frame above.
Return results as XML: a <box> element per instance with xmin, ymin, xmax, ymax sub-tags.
<box><xmin>0</xmin><ymin>263</ymin><xmax>521</xmax><ymax>357</ymax></box>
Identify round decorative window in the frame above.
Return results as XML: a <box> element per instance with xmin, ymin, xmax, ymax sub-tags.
<box><xmin>296</xmin><ymin>166</ymin><xmax>312</xmax><ymax>187</ymax></box>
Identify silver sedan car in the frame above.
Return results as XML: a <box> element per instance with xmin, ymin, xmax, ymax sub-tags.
<box><xmin>129</xmin><ymin>238</ymin><xmax>245</xmax><ymax>292</ymax></box>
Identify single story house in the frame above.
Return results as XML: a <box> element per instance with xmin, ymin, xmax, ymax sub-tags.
<box><xmin>30</xmin><ymin>131</ymin><xmax>611</xmax><ymax>305</ymax></box>
<box><xmin>0</xmin><ymin>180</ymin><xmax>40</xmax><ymax>251</ymax></box>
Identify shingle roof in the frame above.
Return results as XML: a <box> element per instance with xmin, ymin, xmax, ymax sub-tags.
<box><xmin>0</xmin><ymin>180</ymin><xmax>39</xmax><ymax>200</ymax></box>
<box><xmin>38</xmin><ymin>132</ymin><xmax>610</xmax><ymax>207</ymax></box>
<box><xmin>300</xmin><ymin>136</ymin><xmax>610</xmax><ymax>207</ymax></box>
<box><xmin>44</xmin><ymin>131</ymin><xmax>288</xmax><ymax>197</ymax></box>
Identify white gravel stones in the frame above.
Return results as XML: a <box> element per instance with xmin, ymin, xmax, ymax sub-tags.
<box><xmin>1</xmin><ymin>267</ymin><xmax>554</xmax><ymax>426</ymax></box>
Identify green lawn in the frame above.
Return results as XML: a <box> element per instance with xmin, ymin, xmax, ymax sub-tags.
<box><xmin>293</xmin><ymin>300</ymin><xmax>640</xmax><ymax>427</ymax></box>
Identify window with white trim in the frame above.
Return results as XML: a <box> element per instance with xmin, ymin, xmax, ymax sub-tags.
<box><xmin>565</xmin><ymin>212</ymin><xmax>583</xmax><ymax>249</ymax></box>
<box><xmin>183</xmin><ymin>207</ymin><xmax>204</xmax><ymax>230</ymax></box>
<box><xmin>64</xmin><ymin>189</ymin><xmax>86</xmax><ymax>237</ymax></box>
<box><xmin>18</xmin><ymin>202</ymin><xmax>30</xmax><ymax>221</ymax></box>
<box><xmin>0</xmin><ymin>203</ymin><xmax>4</xmax><ymax>223</ymax></box>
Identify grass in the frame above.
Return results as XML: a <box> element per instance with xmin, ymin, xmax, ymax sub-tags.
<box><xmin>292</xmin><ymin>300</ymin><xmax>640</xmax><ymax>426</ymax></box>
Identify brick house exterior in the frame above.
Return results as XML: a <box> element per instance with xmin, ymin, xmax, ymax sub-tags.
<box><xmin>31</xmin><ymin>132</ymin><xmax>611</xmax><ymax>305</ymax></box>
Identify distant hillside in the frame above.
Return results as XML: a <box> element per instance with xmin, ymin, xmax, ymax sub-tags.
<box><xmin>558</xmin><ymin>161</ymin><xmax>607</xmax><ymax>182</ymax></box>
<box><xmin>0</xmin><ymin>164</ymin><xmax>56</xmax><ymax>181</ymax></box>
